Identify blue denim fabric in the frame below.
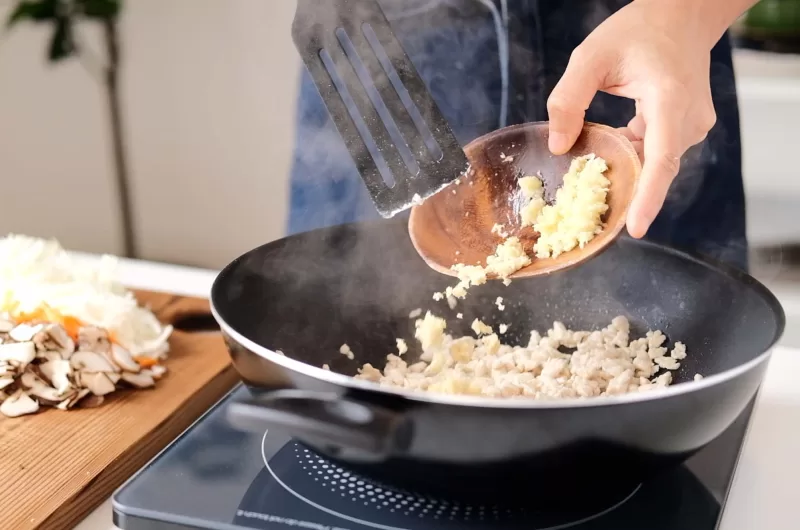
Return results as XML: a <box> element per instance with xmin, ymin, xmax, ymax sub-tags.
<box><xmin>286</xmin><ymin>0</ymin><xmax>748</xmax><ymax>271</ymax></box>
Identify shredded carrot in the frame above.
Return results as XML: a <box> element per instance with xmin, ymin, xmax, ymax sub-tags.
<box><xmin>61</xmin><ymin>315</ymin><xmax>83</xmax><ymax>341</ymax></box>
<box><xmin>11</xmin><ymin>303</ymin><xmax>90</xmax><ymax>342</ymax></box>
<box><xmin>16</xmin><ymin>307</ymin><xmax>47</xmax><ymax>323</ymax></box>
<box><xmin>135</xmin><ymin>356</ymin><xmax>158</xmax><ymax>368</ymax></box>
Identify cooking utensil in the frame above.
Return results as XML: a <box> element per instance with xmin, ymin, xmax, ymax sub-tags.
<box><xmin>409</xmin><ymin>121</ymin><xmax>641</xmax><ymax>278</ymax></box>
<box><xmin>210</xmin><ymin>218</ymin><xmax>783</xmax><ymax>506</ymax></box>
<box><xmin>291</xmin><ymin>0</ymin><xmax>640</xmax><ymax>277</ymax></box>
<box><xmin>291</xmin><ymin>0</ymin><xmax>469</xmax><ymax>217</ymax></box>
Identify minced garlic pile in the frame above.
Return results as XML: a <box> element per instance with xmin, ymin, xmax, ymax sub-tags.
<box><xmin>355</xmin><ymin>312</ymin><xmax>699</xmax><ymax>399</ymax></box>
<box><xmin>518</xmin><ymin>174</ymin><xmax>547</xmax><ymax>228</ymax></box>
<box><xmin>432</xmin><ymin>153</ymin><xmax>611</xmax><ymax>307</ymax></box>
<box><xmin>529</xmin><ymin>154</ymin><xmax>611</xmax><ymax>259</ymax></box>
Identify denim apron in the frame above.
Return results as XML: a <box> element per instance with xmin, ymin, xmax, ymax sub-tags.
<box><xmin>286</xmin><ymin>0</ymin><xmax>748</xmax><ymax>271</ymax></box>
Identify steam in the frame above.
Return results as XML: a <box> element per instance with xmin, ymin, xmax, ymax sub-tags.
<box><xmin>279</xmin><ymin>0</ymin><xmax>763</xmax><ymax>373</ymax></box>
<box><xmin>287</xmin><ymin>69</ymin><xmax>381</xmax><ymax>236</ymax></box>
<box><xmin>289</xmin><ymin>0</ymin><xmax>511</xmax><ymax>234</ymax></box>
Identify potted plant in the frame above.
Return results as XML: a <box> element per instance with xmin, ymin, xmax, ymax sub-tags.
<box><xmin>734</xmin><ymin>0</ymin><xmax>800</xmax><ymax>52</ymax></box>
<box><xmin>6</xmin><ymin>0</ymin><xmax>137</xmax><ymax>257</ymax></box>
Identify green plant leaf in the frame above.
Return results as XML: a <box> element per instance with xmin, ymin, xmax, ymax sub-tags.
<box><xmin>75</xmin><ymin>0</ymin><xmax>121</xmax><ymax>19</ymax></box>
<box><xmin>48</xmin><ymin>16</ymin><xmax>76</xmax><ymax>61</ymax></box>
<box><xmin>7</xmin><ymin>0</ymin><xmax>59</xmax><ymax>27</ymax></box>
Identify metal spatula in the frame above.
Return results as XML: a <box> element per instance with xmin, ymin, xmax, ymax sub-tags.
<box><xmin>291</xmin><ymin>0</ymin><xmax>469</xmax><ymax>218</ymax></box>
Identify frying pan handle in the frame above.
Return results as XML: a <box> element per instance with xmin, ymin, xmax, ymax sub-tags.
<box><xmin>227</xmin><ymin>389</ymin><xmax>412</xmax><ymax>461</ymax></box>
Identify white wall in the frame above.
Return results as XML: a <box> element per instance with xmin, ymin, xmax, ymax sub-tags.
<box><xmin>0</xmin><ymin>0</ymin><xmax>299</xmax><ymax>268</ymax></box>
<box><xmin>733</xmin><ymin>50</ymin><xmax>800</xmax><ymax>247</ymax></box>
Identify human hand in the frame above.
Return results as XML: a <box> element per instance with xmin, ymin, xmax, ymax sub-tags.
<box><xmin>546</xmin><ymin>0</ymin><xmax>728</xmax><ymax>239</ymax></box>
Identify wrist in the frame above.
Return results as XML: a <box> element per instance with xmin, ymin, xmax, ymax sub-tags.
<box><xmin>640</xmin><ymin>0</ymin><xmax>758</xmax><ymax>49</ymax></box>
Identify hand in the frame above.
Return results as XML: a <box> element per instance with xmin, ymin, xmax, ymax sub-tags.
<box><xmin>546</xmin><ymin>0</ymin><xmax>723</xmax><ymax>239</ymax></box>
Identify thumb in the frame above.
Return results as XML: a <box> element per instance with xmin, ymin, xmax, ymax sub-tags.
<box><xmin>547</xmin><ymin>47</ymin><xmax>606</xmax><ymax>154</ymax></box>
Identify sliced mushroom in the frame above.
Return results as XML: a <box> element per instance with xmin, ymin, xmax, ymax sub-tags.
<box><xmin>38</xmin><ymin>351</ymin><xmax>64</xmax><ymax>363</ymax></box>
<box><xmin>0</xmin><ymin>318</ymin><xmax>14</xmax><ymax>333</ymax></box>
<box><xmin>20</xmin><ymin>370</ymin><xmax>68</xmax><ymax>404</ymax></box>
<box><xmin>148</xmin><ymin>365</ymin><xmax>167</xmax><ymax>380</ymax></box>
<box><xmin>70</xmin><ymin>351</ymin><xmax>117</xmax><ymax>373</ymax></box>
<box><xmin>9</xmin><ymin>323</ymin><xmax>44</xmax><ymax>343</ymax></box>
<box><xmin>110</xmin><ymin>343</ymin><xmax>140</xmax><ymax>373</ymax></box>
<box><xmin>0</xmin><ymin>389</ymin><xmax>39</xmax><ymax>417</ymax></box>
<box><xmin>33</xmin><ymin>324</ymin><xmax>75</xmax><ymax>357</ymax></box>
<box><xmin>0</xmin><ymin>362</ymin><xmax>15</xmax><ymax>378</ymax></box>
<box><xmin>20</xmin><ymin>369</ymin><xmax>49</xmax><ymax>388</ymax></box>
<box><xmin>0</xmin><ymin>377</ymin><xmax>14</xmax><ymax>390</ymax></box>
<box><xmin>99</xmin><ymin>351</ymin><xmax>121</xmax><ymax>373</ymax></box>
<box><xmin>57</xmin><ymin>388</ymin><xmax>91</xmax><ymax>410</ymax></box>
<box><xmin>77</xmin><ymin>326</ymin><xmax>111</xmax><ymax>354</ymax></box>
<box><xmin>78</xmin><ymin>394</ymin><xmax>104</xmax><ymax>408</ymax></box>
<box><xmin>39</xmin><ymin>359</ymin><xmax>73</xmax><ymax>394</ymax></box>
<box><xmin>120</xmin><ymin>371</ymin><xmax>155</xmax><ymax>388</ymax></box>
<box><xmin>0</xmin><ymin>342</ymin><xmax>36</xmax><ymax>366</ymax></box>
<box><xmin>81</xmin><ymin>372</ymin><xmax>116</xmax><ymax>396</ymax></box>
<box><xmin>106</xmin><ymin>372</ymin><xmax>121</xmax><ymax>385</ymax></box>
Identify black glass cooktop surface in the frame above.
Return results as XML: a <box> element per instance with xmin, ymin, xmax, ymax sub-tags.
<box><xmin>113</xmin><ymin>384</ymin><xmax>755</xmax><ymax>530</ymax></box>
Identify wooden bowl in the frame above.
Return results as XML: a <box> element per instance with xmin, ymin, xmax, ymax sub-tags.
<box><xmin>408</xmin><ymin>121</ymin><xmax>641</xmax><ymax>278</ymax></box>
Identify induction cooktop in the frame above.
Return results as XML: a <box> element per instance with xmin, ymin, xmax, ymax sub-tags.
<box><xmin>112</xmin><ymin>384</ymin><xmax>755</xmax><ymax>530</ymax></box>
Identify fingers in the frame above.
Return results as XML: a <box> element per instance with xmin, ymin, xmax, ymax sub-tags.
<box><xmin>547</xmin><ymin>47</ymin><xmax>607</xmax><ymax>155</ymax></box>
<box><xmin>617</xmin><ymin>125</ymin><xmax>644</xmax><ymax>161</ymax></box>
<box><xmin>626</xmin><ymin>99</ymin><xmax>684</xmax><ymax>239</ymax></box>
<box><xmin>618</xmin><ymin>113</ymin><xmax>645</xmax><ymax>160</ymax></box>
<box><xmin>626</xmin><ymin>112</ymin><xmax>646</xmax><ymax>139</ymax></box>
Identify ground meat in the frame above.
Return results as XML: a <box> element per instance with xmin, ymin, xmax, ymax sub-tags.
<box><xmin>355</xmin><ymin>313</ymin><xmax>698</xmax><ymax>400</ymax></box>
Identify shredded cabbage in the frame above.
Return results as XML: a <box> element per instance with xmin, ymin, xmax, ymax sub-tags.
<box><xmin>0</xmin><ymin>234</ymin><xmax>172</xmax><ymax>358</ymax></box>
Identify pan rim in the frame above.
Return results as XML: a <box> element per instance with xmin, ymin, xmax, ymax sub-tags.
<box><xmin>210</xmin><ymin>223</ymin><xmax>786</xmax><ymax>410</ymax></box>
<box><xmin>210</xmin><ymin>305</ymin><xmax>780</xmax><ymax>411</ymax></box>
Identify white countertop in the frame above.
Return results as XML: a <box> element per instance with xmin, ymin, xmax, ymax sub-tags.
<box><xmin>62</xmin><ymin>252</ymin><xmax>800</xmax><ymax>530</ymax></box>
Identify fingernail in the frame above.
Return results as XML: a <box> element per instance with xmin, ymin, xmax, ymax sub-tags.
<box><xmin>627</xmin><ymin>210</ymin><xmax>649</xmax><ymax>239</ymax></box>
<box><xmin>633</xmin><ymin>215</ymin><xmax>654</xmax><ymax>239</ymax></box>
<box><xmin>549</xmin><ymin>132</ymin><xmax>570</xmax><ymax>154</ymax></box>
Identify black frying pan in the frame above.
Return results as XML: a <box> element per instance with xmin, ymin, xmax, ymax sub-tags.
<box><xmin>210</xmin><ymin>218</ymin><xmax>784</xmax><ymax>507</ymax></box>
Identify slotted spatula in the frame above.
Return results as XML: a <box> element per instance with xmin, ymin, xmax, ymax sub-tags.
<box><xmin>291</xmin><ymin>0</ymin><xmax>469</xmax><ymax>217</ymax></box>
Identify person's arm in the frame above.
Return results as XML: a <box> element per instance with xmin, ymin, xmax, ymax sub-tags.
<box><xmin>547</xmin><ymin>0</ymin><xmax>760</xmax><ymax>239</ymax></box>
<box><xmin>696</xmin><ymin>0</ymin><xmax>762</xmax><ymax>47</ymax></box>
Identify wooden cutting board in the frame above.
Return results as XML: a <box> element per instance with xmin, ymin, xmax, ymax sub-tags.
<box><xmin>0</xmin><ymin>290</ymin><xmax>241</xmax><ymax>530</ymax></box>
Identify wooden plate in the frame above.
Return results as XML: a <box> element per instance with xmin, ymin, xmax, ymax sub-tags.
<box><xmin>408</xmin><ymin>121</ymin><xmax>641</xmax><ymax>278</ymax></box>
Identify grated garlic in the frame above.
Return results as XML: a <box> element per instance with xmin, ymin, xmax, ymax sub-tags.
<box><xmin>531</xmin><ymin>154</ymin><xmax>610</xmax><ymax>259</ymax></box>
